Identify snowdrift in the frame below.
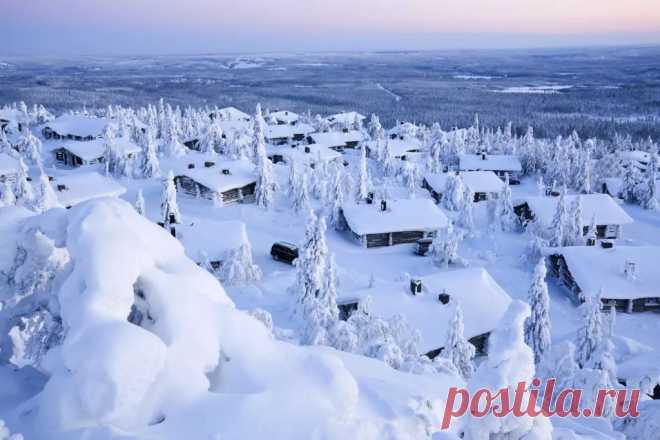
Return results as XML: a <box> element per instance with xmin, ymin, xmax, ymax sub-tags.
<box><xmin>3</xmin><ymin>198</ymin><xmax>456</xmax><ymax>439</ymax></box>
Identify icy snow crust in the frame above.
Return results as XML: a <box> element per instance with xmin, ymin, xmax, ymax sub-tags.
<box><xmin>12</xmin><ymin>198</ymin><xmax>455</xmax><ymax>439</ymax></box>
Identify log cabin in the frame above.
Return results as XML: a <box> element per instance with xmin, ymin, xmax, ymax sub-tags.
<box><xmin>308</xmin><ymin>130</ymin><xmax>366</xmax><ymax>151</ymax></box>
<box><xmin>53</xmin><ymin>136</ymin><xmax>141</xmax><ymax>168</ymax></box>
<box><xmin>176</xmin><ymin>219</ymin><xmax>249</xmax><ymax>269</ymax></box>
<box><xmin>340</xmin><ymin>198</ymin><xmax>449</xmax><ymax>248</ymax></box>
<box><xmin>209</xmin><ymin>107</ymin><xmax>251</xmax><ymax>122</ymax></box>
<box><xmin>268</xmin><ymin>110</ymin><xmax>299</xmax><ymax>126</ymax></box>
<box><xmin>51</xmin><ymin>172</ymin><xmax>126</xmax><ymax>208</ymax></box>
<box><xmin>546</xmin><ymin>245</ymin><xmax>660</xmax><ymax>313</ymax></box>
<box><xmin>458</xmin><ymin>153</ymin><xmax>522</xmax><ymax>184</ymax></box>
<box><xmin>265</xmin><ymin>123</ymin><xmax>314</xmax><ymax>145</ymax></box>
<box><xmin>268</xmin><ymin>143</ymin><xmax>342</xmax><ymax>167</ymax></box>
<box><xmin>337</xmin><ymin>267</ymin><xmax>512</xmax><ymax>358</ymax></box>
<box><xmin>42</xmin><ymin>115</ymin><xmax>108</xmax><ymax>141</ymax></box>
<box><xmin>364</xmin><ymin>138</ymin><xmax>426</xmax><ymax>160</ymax></box>
<box><xmin>423</xmin><ymin>171</ymin><xmax>504</xmax><ymax>203</ymax></box>
<box><xmin>174</xmin><ymin>158</ymin><xmax>256</xmax><ymax>205</ymax></box>
<box><xmin>513</xmin><ymin>193</ymin><xmax>634</xmax><ymax>240</ymax></box>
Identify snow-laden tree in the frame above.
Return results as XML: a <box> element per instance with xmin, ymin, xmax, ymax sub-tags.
<box><xmin>34</xmin><ymin>173</ymin><xmax>62</xmax><ymax>213</ymax></box>
<box><xmin>496</xmin><ymin>173</ymin><xmax>517</xmax><ymax>232</ymax></box>
<box><xmin>401</xmin><ymin>160</ymin><xmax>417</xmax><ymax>198</ymax></box>
<box><xmin>566</xmin><ymin>196</ymin><xmax>584</xmax><ymax>246</ymax></box>
<box><xmin>219</xmin><ymin>241</ymin><xmax>262</xmax><ymax>285</ymax></box>
<box><xmin>430</xmin><ymin>224</ymin><xmax>462</xmax><ymax>268</ymax></box>
<box><xmin>252</xmin><ymin>103</ymin><xmax>267</xmax><ymax>160</ymax></box>
<box><xmin>442</xmin><ymin>173</ymin><xmax>464</xmax><ymax>211</ymax></box>
<box><xmin>639</xmin><ymin>151</ymin><xmax>658</xmax><ymax>210</ymax></box>
<box><xmin>328</xmin><ymin>167</ymin><xmax>346</xmax><ymax>231</ymax></box>
<box><xmin>621</xmin><ymin>159</ymin><xmax>641</xmax><ymax>204</ymax></box>
<box><xmin>287</xmin><ymin>159</ymin><xmax>300</xmax><ymax>196</ymax></box>
<box><xmin>254</xmin><ymin>136</ymin><xmax>275</xmax><ymax>209</ymax></box>
<box><xmin>367</xmin><ymin>114</ymin><xmax>384</xmax><ymax>140</ymax></box>
<box><xmin>576</xmin><ymin>148</ymin><xmax>592</xmax><ymax>194</ymax></box>
<box><xmin>134</xmin><ymin>189</ymin><xmax>146</xmax><ymax>217</ymax></box>
<box><xmin>524</xmin><ymin>258</ymin><xmax>552</xmax><ymax>364</ymax></box>
<box><xmin>463</xmin><ymin>301</ymin><xmax>552</xmax><ymax>440</ymax></box>
<box><xmin>294</xmin><ymin>212</ymin><xmax>337</xmax><ymax>345</ymax></box>
<box><xmin>457</xmin><ymin>187</ymin><xmax>475</xmax><ymax>234</ymax></box>
<box><xmin>575</xmin><ymin>290</ymin><xmax>604</xmax><ymax>368</ymax></box>
<box><xmin>17</xmin><ymin>129</ymin><xmax>43</xmax><ymax>167</ymax></box>
<box><xmin>381</xmin><ymin>140</ymin><xmax>397</xmax><ymax>176</ymax></box>
<box><xmin>160</xmin><ymin>170</ymin><xmax>181</xmax><ymax>226</ymax></box>
<box><xmin>200</xmin><ymin>121</ymin><xmax>222</xmax><ymax>155</ymax></box>
<box><xmin>440</xmin><ymin>303</ymin><xmax>475</xmax><ymax>379</ymax></box>
<box><xmin>318</xmin><ymin>254</ymin><xmax>339</xmax><ymax>329</ymax></box>
<box><xmin>356</xmin><ymin>145</ymin><xmax>371</xmax><ymax>201</ymax></box>
<box><xmin>291</xmin><ymin>170</ymin><xmax>311</xmax><ymax>213</ymax></box>
<box><xmin>141</xmin><ymin>128</ymin><xmax>161</xmax><ymax>178</ymax></box>
<box><xmin>1</xmin><ymin>179</ymin><xmax>16</xmax><ymax>207</ymax></box>
<box><xmin>13</xmin><ymin>158</ymin><xmax>34</xmax><ymax>206</ymax></box>
<box><xmin>549</xmin><ymin>188</ymin><xmax>568</xmax><ymax>247</ymax></box>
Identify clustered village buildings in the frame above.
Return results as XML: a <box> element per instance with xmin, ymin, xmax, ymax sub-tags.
<box><xmin>1</xmin><ymin>103</ymin><xmax>659</xmax><ymax>373</ymax></box>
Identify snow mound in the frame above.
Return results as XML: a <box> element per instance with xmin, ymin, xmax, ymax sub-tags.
<box><xmin>9</xmin><ymin>198</ymin><xmax>453</xmax><ymax>439</ymax></box>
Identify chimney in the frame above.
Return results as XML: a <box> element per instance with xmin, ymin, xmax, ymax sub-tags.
<box><xmin>601</xmin><ymin>240</ymin><xmax>614</xmax><ymax>249</ymax></box>
<box><xmin>410</xmin><ymin>279</ymin><xmax>422</xmax><ymax>295</ymax></box>
<box><xmin>204</xmin><ymin>161</ymin><xmax>215</xmax><ymax>168</ymax></box>
<box><xmin>304</xmin><ymin>146</ymin><xmax>311</xmax><ymax>153</ymax></box>
<box><xmin>481</xmin><ymin>152</ymin><xmax>487</xmax><ymax>160</ymax></box>
<box><xmin>438</xmin><ymin>291</ymin><xmax>451</xmax><ymax>304</ymax></box>
<box><xmin>380</xmin><ymin>200</ymin><xmax>387</xmax><ymax>212</ymax></box>
<box><xmin>222</xmin><ymin>168</ymin><xmax>231</xmax><ymax>175</ymax></box>
<box><xmin>188</xmin><ymin>163</ymin><xmax>195</xmax><ymax>169</ymax></box>
<box><xmin>56</xmin><ymin>184</ymin><xmax>67</xmax><ymax>192</ymax></box>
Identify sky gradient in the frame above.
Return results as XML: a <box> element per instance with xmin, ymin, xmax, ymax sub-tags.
<box><xmin>3</xmin><ymin>0</ymin><xmax>660</xmax><ymax>55</ymax></box>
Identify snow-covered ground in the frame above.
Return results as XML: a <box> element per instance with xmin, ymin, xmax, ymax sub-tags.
<box><xmin>0</xmin><ymin>102</ymin><xmax>658</xmax><ymax>439</ymax></box>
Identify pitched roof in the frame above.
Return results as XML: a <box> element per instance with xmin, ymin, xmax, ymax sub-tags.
<box><xmin>341</xmin><ymin>268</ymin><xmax>512</xmax><ymax>353</ymax></box>
<box><xmin>326</xmin><ymin>111</ymin><xmax>366</xmax><ymax>125</ymax></box>
<box><xmin>549</xmin><ymin>246</ymin><xmax>660</xmax><ymax>300</ymax></box>
<box><xmin>57</xmin><ymin>136</ymin><xmax>140</xmax><ymax>161</ymax></box>
<box><xmin>342</xmin><ymin>198</ymin><xmax>449</xmax><ymax>235</ymax></box>
<box><xmin>211</xmin><ymin>107</ymin><xmax>251</xmax><ymax>122</ymax></box>
<box><xmin>515</xmin><ymin>193</ymin><xmax>634</xmax><ymax>227</ymax></box>
<box><xmin>279</xmin><ymin>143</ymin><xmax>342</xmax><ymax>165</ymax></box>
<box><xmin>365</xmin><ymin>138</ymin><xmax>425</xmax><ymax>157</ymax></box>
<box><xmin>174</xmin><ymin>157</ymin><xmax>256</xmax><ymax>194</ymax></box>
<box><xmin>424</xmin><ymin>171</ymin><xmax>505</xmax><ymax>195</ymax></box>
<box><xmin>177</xmin><ymin>219</ymin><xmax>248</xmax><ymax>262</ymax></box>
<box><xmin>264</xmin><ymin>123</ymin><xmax>314</xmax><ymax>140</ymax></box>
<box><xmin>309</xmin><ymin>130</ymin><xmax>366</xmax><ymax>147</ymax></box>
<box><xmin>458</xmin><ymin>154</ymin><xmax>522</xmax><ymax>172</ymax></box>
<box><xmin>44</xmin><ymin>114</ymin><xmax>109</xmax><ymax>138</ymax></box>
<box><xmin>53</xmin><ymin>172</ymin><xmax>126</xmax><ymax>207</ymax></box>
<box><xmin>268</xmin><ymin>110</ymin><xmax>299</xmax><ymax>124</ymax></box>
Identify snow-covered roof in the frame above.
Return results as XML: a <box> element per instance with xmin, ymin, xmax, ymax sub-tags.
<box><xmin>341</xmin><ymin>268</ymin><xmax>512</xmax><ymax>353</ymax></box>
<box><xmin>309</xmin><ymin>130</ymin><xmax>366</xmax><ymax>147</ymax></box>
<box><xmin>458</xmin><ymin>154</ymin><xmax>522</xmax><ymax>172</ymax></box>
<box><xmin>211</xmin><ymin>107</ymin><xmax>251</xmax><ymax>122</ymax></box>
<box><xmin>177</xmin><ymin>219</ymin><xmax>248</xmax><ymax>262</ymax></box>
<box><xmin>620</xmin><ymin>150</ymin><xmax>658</xmax><ymax>165</ymax></box>
<box><xmin>57</xmin><ymin>136</ymin><xmax>141</xmax><ymax>161</ymax></box>
<box><xmin>0</xmin><ymin>152</ymin><xmax>20</xmax><ymax>176</ymax></box>
<box><xmin>342</xmin><ymin>199</ymin><xmax>449</xmax><ymax>235</ymax></box>
<box><xmin>326</xmin><ymin>111</ymin><xmax>366</xmax><ymax>125</ymax></box>
<box><xmin>175</xmin><ymin>157</ymin><xmax>256</xmax><ymax>193</ymax></box>
<box><xmin>516</xmin><ymin>193</ymin><xmax>634</xmax><ymax>227</ymax></box>
<box><xmin>52</xmin><ymin>172</ymin><xmax>127</xmax><ymax>207</ymax></box>
<box><xmin>268</xmin><ymin>110</ymin><xmax>299</xmax><ymax>124</ymax></box>
<box><xmin>0</xmin><ymin>108</ymin><xmax>23</xmax><ymax>123</ymax></box>
<box><xmin>366</xmin><ymin>138</ymin><xmax>425</xmax><ymax>157</ymax></box>
<box><xmin>264</xmin><ymin>123</ymin><xmax>314</xmax><ymax>140</ymax></box>
<box><xmin>549</xmin><ymin>246</ymin><xmax>660</xmax><ymax>300</ymax></box>
<box><xmin>279</xmin><ymin>143</ymin><xmax>342</xmax><ymax>165</ymax></box>
<box><xmin>387</xmin><ymin>122</ymin><xmax>420</xmax><ymax>137</ymax></box>
<box><xmin>424</xmin><ymin>171</ymin><xmax>505</xmax><ymax>195</ymax></box>
<box><xmin>44</xmin><ymin>114</ymin><xmax>109</xmax><ymax>138</ymax></box>
<box><xmin>215</xmin><ymin>119</ymin><xmax>252</xmax><ymax>135</ymax></box>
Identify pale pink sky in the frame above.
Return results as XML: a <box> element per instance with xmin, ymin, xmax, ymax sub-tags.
<box><xmin>3</xmin><ymin>0</ymin><xmax>660</xmax><ymax>55</ymax></box>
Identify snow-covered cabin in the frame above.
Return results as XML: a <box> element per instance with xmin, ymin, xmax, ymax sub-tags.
<box><xmin>423</xmin><ymin>171</ymin><xmax>504</xmax><ymax>203</ymax></box>
<box><xmin>308</xmin><ymin>130</ymin><xmax>366</xmax><ymax>151</ymax></box>
<box><xmin>339</xmin><ymin>268</ymin><xmax>512</xmax><ymax>357</ymax></box>
<box><xmin>51</xmin><ymin>172</ymin><xmax>127</xmax><ymax>208</ymax></box>
<box><xmin>0</xmin><ymin>153</ymin><xmax>20</xmax><ymax>184</ymax></box>
<box><xmin>547</xmin><ymin>245</ymin><xmax>660</xmax><ymax>313</ymax></box>
<box><xmin>209</xmin><ymin>107</ymin><xmax>251</xmax><ymax>122</ymax></box>
<box><xmin>620</xmin><ymin>150</ymin><xmax>660</xmax><ymax>173</ymax></box>
<box><xmin>341</xmin><ymin>198</ymin><xmax>449</xmax><ymax>248</ymax></box>
<box><xmin>176</xmin><ymin>219</ymin><xmax>248</xmax><ymax>269</ymax></box>
<box><xmin>387</xmin><ymin>122</ymin><xmax>420</xmax><ymax>140</ymax></box>
<box><xmin>458</xmin><ymin>153</ymin><xmax>522</xmax><ymax>183</ymax></box>
<box><xmin>326</xmin><ymin>111</ymin><xmax>365</xmax><ymax>128</ymax></box>
<box><xmin>365</xmin><ymin>138</ymin><xmax>425</xmax><ymax>160</ymax></box>
<box><xmin>53</xmin><ymin>136</ymin><xmax>141</xmax><ymax>167</ymax></box>
<box><xmin>174</xmin><ymin>158</ymin><xmax>256</xmax><ymax>205</ymax></box>
<box><xmin>269</xmin><ymin>143</ymin><xmax>342</xmax><ymax>167</ymax></box>
<box><xmin>268</xmin><ymin>110</ymin><xmax>299</xmax><ymax>125</ymax></box>
<box><xmin>264</xmin><ymin>123</ymin><xmax>314</xmax><ymax>145</ymax></box>
<box><xmin>513</xmin><ymin>193</ymin><xmax>633</xmax><ymax>240</ymax></box>
<box><xmin>42</xmin><ymin>115</ymin><xmax>109</xmax><ymax>141</ymax></box>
